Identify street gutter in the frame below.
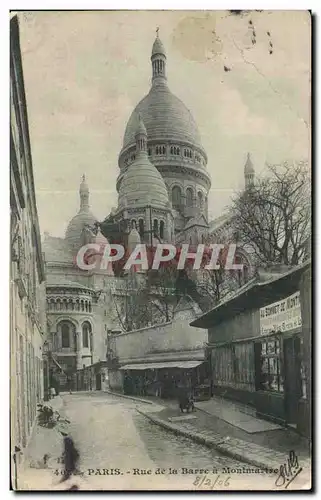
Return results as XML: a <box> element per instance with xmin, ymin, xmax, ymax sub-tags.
<box><xmin>103</xmin><ymin>390</ymin><xmax>154</xmax><ymax>405</ymax></box>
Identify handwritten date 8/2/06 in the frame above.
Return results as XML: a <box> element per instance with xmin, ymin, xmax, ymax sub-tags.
<box><xmin>194</xmin><ymin>475</ymin><xmax>231</xmax><ymax>490</ymax></box>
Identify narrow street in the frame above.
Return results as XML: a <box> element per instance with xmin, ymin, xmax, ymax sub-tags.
<box><xmin>32</xmin><ymin>392</ymin><xmax>279</xmax><ymax>490</ymax></box>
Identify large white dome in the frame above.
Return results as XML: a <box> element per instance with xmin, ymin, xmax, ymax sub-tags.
<box><xmin>122</xmin><ymin>84</ymin><xmax>202</xmax><ymax>150</ymax></box>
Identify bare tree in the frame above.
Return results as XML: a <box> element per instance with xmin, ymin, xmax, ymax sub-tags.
<box><xmin>112</xmin><ymin>272</ymin><xmax>151</xmax><ymax>331</ymax></box>
<box><xmin>192</xmin><ymin>240</ymin><xmax>251</xmax><ymax>309</ymax></box>
<box><xmin>145</xmin><ymin>265</ymin><xmax>179</xmax><ymax>323</ymax></box>
<box><xmin>230</xmin><ymin>160</ymin><xmax>311</xmax><ymax>266</ymax></box>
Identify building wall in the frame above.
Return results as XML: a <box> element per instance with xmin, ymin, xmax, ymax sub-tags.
<box><xmin>208</xmin><ymin>309</ymin><xmax>258</xmax><ymax>344</ymax></box>
<box><xmin>10</xmin><ymin>15</ymin><xmax>46</xmax><ymax>466</ymax></box>
<box><xmin>115</xmin><ymin>307</ymin><xmax>207</xmax><ymax>364</ymax></box>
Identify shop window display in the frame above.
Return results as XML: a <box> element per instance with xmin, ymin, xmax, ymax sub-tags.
<box><xmin>258</xmin><ymin>337</ymin><xmax>284</xmax><ymax>392</ymax></box>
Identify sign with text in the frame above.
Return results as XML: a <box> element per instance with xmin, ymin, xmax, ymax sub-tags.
<box><xmin>259</xmin><ymin>291</ymin><xmax>302</xmax><ymax>335</ymax></box>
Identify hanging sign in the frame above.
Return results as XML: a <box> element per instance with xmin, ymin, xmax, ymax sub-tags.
<box><xmin>259</xmin><ymin>291</ymin><xmax>302</xmax><ymax>335</ymax></box>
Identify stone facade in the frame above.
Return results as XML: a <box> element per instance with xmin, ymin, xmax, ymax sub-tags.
<box><xmin>10</xmin><ymin>15</ymin><xmax>46</xmax><ymax>463</ymax></box>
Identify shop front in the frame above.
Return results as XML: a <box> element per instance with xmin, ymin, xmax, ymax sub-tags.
<box><xmin>120</xmin><ymin>360</ymin><xmax>210</xmax><ymax>400</ymax></box>
<box><xmin>191</xmin><ymin>262</ymin><xmax>311</xmax><ymax>436</ymax></box>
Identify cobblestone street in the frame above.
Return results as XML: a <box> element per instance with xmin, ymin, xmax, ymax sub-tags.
<box><xmin>18</xmin><ymin>392</ymin><xmax>291</xmax><ymax>491</ymax></box>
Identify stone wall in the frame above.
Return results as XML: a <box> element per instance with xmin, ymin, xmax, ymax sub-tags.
<box><xmin>114</xmin><ymin>306</ymin><xmax>206</xmax><ymax>364</ymax></box>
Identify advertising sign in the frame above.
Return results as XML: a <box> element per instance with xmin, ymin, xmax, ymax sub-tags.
<box><xmin>259</xmin><ymin>291</ymin><xmax>302</xmax><ymax>335</ymax></box>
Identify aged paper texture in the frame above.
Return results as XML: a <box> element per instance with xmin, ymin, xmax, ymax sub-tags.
<box><xmin>10</xmin><ymin>10</ymin><xmax>311</xmax><ymax>491</ymax></box>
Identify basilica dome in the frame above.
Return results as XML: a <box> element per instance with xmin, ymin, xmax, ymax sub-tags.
<box><xmin>122</xmin><ymin>86</ymin><xmax>202</xmax><ymax>150</ymax></box>
<box><xmin>120</xmin><ymin>33</ymin><xmax>203</xmax><ymax>154</ymax></box>
<box><xmin>118</xmin><ymin>116</ymin><xmax>169</xmax><ymax>209</ymax></box>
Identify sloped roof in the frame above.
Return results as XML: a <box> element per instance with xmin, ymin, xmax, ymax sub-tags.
<box><xmin>46</xmin><ymin>275</ymin><xmax>94</xmax><ymax>292</ymax></box>
<box><xmin>191</xmin><ymin>259</ymin><xmax>311</xmax><ymax>328</ymax></box>
<box><xmin>184</xmin><ymin>213</ymin><xmax>209</xmax><ymax>231</ymax></box>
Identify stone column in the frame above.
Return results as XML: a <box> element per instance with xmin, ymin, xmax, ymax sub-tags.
<box><xmin>166</xmin><ymin>213</ymin><xmax>172</xmax><ymax>242</ymax></box>
<box><xmin>76</xmin><ymin>331</ymin><xmax>82</xmax><ymax>370</ymax></box>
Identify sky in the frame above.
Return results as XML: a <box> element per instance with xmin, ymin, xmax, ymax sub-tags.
<box><xmin>18</xmin><ymin>10</ymin><xmax>311</xmax><ymax>238</ymax></box>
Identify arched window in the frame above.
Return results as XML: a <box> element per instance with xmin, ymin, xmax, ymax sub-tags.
<box><xmin>139</xmin><ymin>219</ymin><xmax>144</xmax><ymax>238</ymax></box>
<box><xmin>82</xmin><ymin>322</ymin><xmax>91</xmax><ymax>348</ymax></box>
<box><xmin>60</xmin><ymin>322</ymin><xmax>71</xmax><ymax>348</ymax></box>
<box><xmin>88</xmin><ymin>302</ymin><xmax>92</xmax><ymax>313</ymax></box>
<box><xmin>198</xmin><ymin>191</ymin><xmax>203</xmax><ymax>208</ymax></box>
<box><xmin>63</xmin><ymin>299</ymin><xmax>67</xmax><ymax>310</ymax></box>
<box><xmin>160</xmin><ymin>220</ymin><xmax>165</xmax><ymax>239</ymax></box>
<box><xmin>172</xmin><ymin>186</ymin><xmax>182</xmax><ymax>207</ymax></box>
<box><xmin>156</xmin><ymin>146</ymin><xmax>159</xmax><ymax>155</ymax></box>
<box><xmin>76</xmin><ymin>300</ymin><xmax>80</xmax><ymax>311</ymax></box>
<box><xmin>148</xmin><ymin>148</ymin><xmax>151</xmax><ymax>156</ymax></box>
<box><xmin>81</xmin><ymin>300</ymin><xmax>84</xmax><ymax>312</ymax></box>
<box><xmin>162</xmin><ymin>146</ymin><xmax>166</xmax><ymax>155</ymax></box>
<box><xmin>170</xmin><ymin>146</ymin><xmax>174</xmax><ymax>155</ymax></box>
<box><xmin>177</xmin><ymin>147</ymin><xmax>180</xmax><ymax>155</ymax></box>
<box><xmin>186</xmin><ymin>188</ymin><xmax>193</xmax><ymax>207</ymax></box>
<box><xmin>153</xmin><ymin>219</ymin><xmax>158</xmax><ymax>235</ymax></box>
<box><xmin>85</xmin><ymin>301</ymin><xmax>88</xmax><ymax>312</ymax></box>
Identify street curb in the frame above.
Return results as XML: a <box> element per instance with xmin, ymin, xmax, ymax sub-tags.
<box><xmin>137</xmin><ymin>409</ymin><xmax>285</xmax><ymax>471</ymax></box>
<box><xmin>103</xmin><ymin>390</ymin><xmax>154</xmax><ymax>405</ymax></box>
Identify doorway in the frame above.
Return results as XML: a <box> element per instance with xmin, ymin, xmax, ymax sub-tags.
<box><xmin>96</xmin><ymin>373</ymin><xmax>102</xmax><ymax>390</ymax></box>
<box><xmin>283</xmin><ymin>336</ymin><xmax>302</xmax><ymax>426</ymax></box>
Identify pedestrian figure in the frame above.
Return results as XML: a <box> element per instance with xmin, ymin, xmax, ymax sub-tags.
<box><xmin>59</xmin><ymin>435</ymin><xmax>80</xmax><ymax>483</ymax></box>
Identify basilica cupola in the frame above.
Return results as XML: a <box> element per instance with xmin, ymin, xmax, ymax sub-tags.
<box><xmin>151</xmin><ymin>29</ymin><xmax>167</xmax><ymax>86</ymax></box>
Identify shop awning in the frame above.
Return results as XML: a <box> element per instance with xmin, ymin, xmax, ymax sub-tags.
<box><xmin>120</xmin><ymin>361</ymin><xmax>203</xmax><ymax>371</ymax></box>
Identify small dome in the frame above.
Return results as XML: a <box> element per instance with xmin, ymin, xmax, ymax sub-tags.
<box><xmin>244</xmin><ymin>153</ymin><xmax>255</xmax><ymax>174</ymax></box>
<box><xmin>119</xmin><ymin>117</ymin><xmax>169</xmax><ymax>209</ymax></box>
<box><xmin>119</xmin><ymin>158</ymin><xmax>169</xmax><ymax>209</ymax></box>
<box><xmin>65</xmin><ymin>211</ymin><xmax>97</xmax><ymax>248</ymax></box>
<box><xmin>152</xmin><ymin>35</ymin><xmax>166</xmax><ymax>57</ymax></box>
